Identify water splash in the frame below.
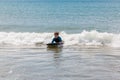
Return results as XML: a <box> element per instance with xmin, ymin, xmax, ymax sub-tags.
<box><xmin>0</xmin><ymin>30</ymin><xmax>120</xmax><ymax>47</ymax></box>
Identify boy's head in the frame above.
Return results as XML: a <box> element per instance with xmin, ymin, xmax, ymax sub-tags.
<box><xmin>54</xmin><ymin>32</ymin><xmax>59</xmax><ymax>38</ymax></box>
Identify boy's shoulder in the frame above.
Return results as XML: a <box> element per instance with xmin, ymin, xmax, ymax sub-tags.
<box><xmin>58</xmin><ymin>36</ymin><xmax>62</xmax><ymax>38</ymax></box>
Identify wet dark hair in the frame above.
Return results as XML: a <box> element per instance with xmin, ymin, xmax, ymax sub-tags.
<box><xmin>54</xmin><ymin>32</ymin><xmax>59</xmax><ymax>35</ymax></box>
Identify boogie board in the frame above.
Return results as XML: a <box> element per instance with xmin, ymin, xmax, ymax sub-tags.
<box><xmin>47</xmin><ymin>43</ymin><xmax>63</xmax><ymax>48</ymax></box>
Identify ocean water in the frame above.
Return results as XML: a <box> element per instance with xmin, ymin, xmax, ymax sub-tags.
<box><xmin>0</xmin><ymin>0</ymin><xmax>120</xmax><ymax>33</ymax></box>
<box><xmin>0</xmin><ymin>0</ymin><xmax>120</xmax><ymax>80</ymax></box>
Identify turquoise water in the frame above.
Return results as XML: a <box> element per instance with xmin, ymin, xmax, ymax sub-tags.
<box><xmin>0</xmin><ymin>0</ymin><xmax>120</xmax><ymax>33</ymax></box>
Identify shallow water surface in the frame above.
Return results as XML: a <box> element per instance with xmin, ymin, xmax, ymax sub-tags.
<box><xmin>0</xmin><ymin>47</ymin><xmax>120</xmax><ymax>80</ymax></box>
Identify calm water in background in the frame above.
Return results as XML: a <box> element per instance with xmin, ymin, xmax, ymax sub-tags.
<box><xmin>0</xmin><ymin>0</ymin><xmax>120</xmax><ymax>33</ymax></box>
<box><xmin>0</xmin><ymin>0</ymin><xmax>120</xmax><ymax>80</ymax></box>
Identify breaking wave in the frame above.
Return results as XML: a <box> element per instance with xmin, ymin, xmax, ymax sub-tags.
<box><xmin>0</xmin><ymin>30</ymin><xmax>120</xmax><ymax>48</ymax></box>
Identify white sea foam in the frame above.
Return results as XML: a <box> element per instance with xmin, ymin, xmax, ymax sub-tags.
<box><xmin>0</xmin><ymin>30</ymin><xmax>120</xmax><ymax>47</ymax></box>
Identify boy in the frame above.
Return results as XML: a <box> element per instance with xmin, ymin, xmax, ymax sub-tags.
<box><xmin>52</xmin><ymin>32</ymin><xmax>63</xmax><ymax>44</ymax></box>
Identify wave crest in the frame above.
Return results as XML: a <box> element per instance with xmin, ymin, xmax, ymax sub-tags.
<box><xmin>0</xmin><ymin>30</ymin><xmax>120</xmax><ymax>47</ymax></box>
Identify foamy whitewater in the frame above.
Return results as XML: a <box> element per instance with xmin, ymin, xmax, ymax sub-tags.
<box><xmin>0</xmin><ymin>30</ymin><xmax>120</xmax><ymax>48</ymax></box>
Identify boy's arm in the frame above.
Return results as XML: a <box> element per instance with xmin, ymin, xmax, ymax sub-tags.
<box><xmin>59</xmin><ymin>37</ymin><xmax>62</xmax><ymax>42</ymax></box>
<box><xmin>52</xmin><ymin>38</ymin><xmax>55</xmax><ymax>43</ymax></box>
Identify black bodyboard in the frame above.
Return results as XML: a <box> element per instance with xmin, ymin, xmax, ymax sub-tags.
<box><xmin>47</xmin><ymin>43</ymin><xmax>63</xmax><ymax>48</ymax></box>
